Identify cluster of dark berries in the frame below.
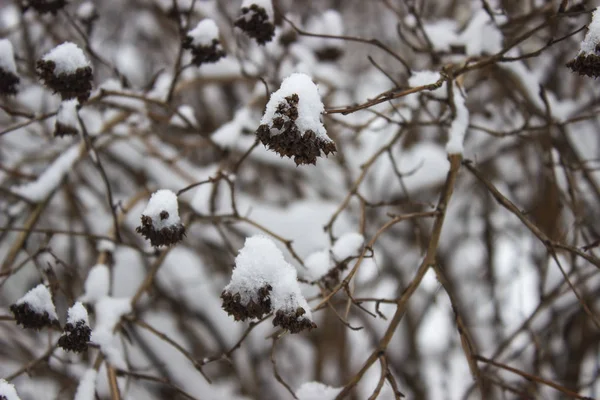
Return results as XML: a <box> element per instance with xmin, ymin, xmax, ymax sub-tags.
<box><xmin>314</xmin><ymin>47</ymin><xmax>344</xmax><ymax>62</ymax></box>
<box><xmin>256</xmin><ymin>94</ymin><xmax>336</xmax><ymax>165</ymax></box>
<box><xmin>22</xmin><ymin>0</ymin><xmax>67</xmax><ymax>14</ymax></box>
<box><xmin>54</xmin><ymin>120</ymin><xmax>79</xmax><ymax>137</ymax></box>
<box><xmin>10</xmin><ymin>302</ymin><xmax>59</xmax><ymax>330</ymax></box>
<box><xmin>234</xmin><ymin>3</ymin><xmax>275</xmax><ymax>45</ymax></box>
<box><xmin>37</xmin><ymin>60</ymin><xmax>93</xmax><ymax>102</ymax></box>
<box><xmin>58</xmin><ymin>320</ymin><xmax>91</xmax><ymax>353</ymax></box>
<box><xmin>566</xmin><ymin>52</ymin><xmax>600</xmax><ymax>78</ymax></box>
<box><xmin>221</xmin><ymin>284</ymin><xmax>272</xmax><ymax>321</ymax></box>
<box><xmin>136</xmin><ymin>213</ymin><xmax>186</xmax><ymax>247</ymax></box>
<box><xmin>54</xmin><ymin>100</ymin><xmax>80</xmax><ymax>137</ymax></box>
<box><xmin>0</xmin><ymin>66</ymin><xmax>19</xmax><ymax>96</ymax></box>
<box><xmin>183</xmin><ymin>37</ymin><xmax>225</xmax><ymax>66</ymax></box>
<box><xmin>273</xmin><ymin>307</ymin><xmax>316</xmax><ymax>334</ymax></box>
<box><xmin>0</xmin><ymin>40</ymin><xmax>19</xmax><ymax>96</ymax></box>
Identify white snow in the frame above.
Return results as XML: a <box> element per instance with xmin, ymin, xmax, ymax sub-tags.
<box><xmin>15</xmin><ymin>284</ymin><xmax>58</xmax><ymax>320</ymax></box>
<box><xmin>242</xmin><ymin>0</ymin><xmax>273</xmax><ymax>21</ymax></box>
<box><xmin>141</xmin><ymin>189</ymin><xmax>181</xmax><ymax>230</ymax></box>
<box><xmin>303</xmin><ymin>10</ymin><xmax>344</xmax><ymax>50</ymax></box>
<box><xmin>11</xmin><ymin>144</ymin><xmax>81</xmax><ymax>203</ymax></box>
<box><xmin>459</xmin><ymin>9</ymin><xmax>504</xmax><ymax>55</ymax></box>
<box><xmin>332</xmin><ymin>232</ymin><xmax>364</xmax><ymax>261</ymax></box>
<box><xmin>74</xmin><ymin>369</ymin><xmax>97</xmax><ymax>400</ymax></box>
<box><xmin>57</xmin><ymin>99</ymin><xmax>80</xmax><ymax>132</ymax></box>
<box><xmin>41</xmin><ymin>42</ymin><xmax>91</xmax><ymax>75</ymax></box>
<box><xmin>169</xmin><ymin>104</ymin><xmax>197</xmax><ymax>128</ymax></box>
<box><xmin>224</xmin><ymin>235</ymin><xmax>312</xmax><ymax>318</ymax></box>
<box><xmin>79</xmin><ymin>264</ymin><xmax>110</xmax><ymax>304</ymax></box>
<box><xmin>0</xmin><ymin>380</ymin><xmax>20</xmax><ymax>400</ymax></box>
<box><xmin>260</xmin><ymin>73</ymin><xmax>331</xmax><ymax>141</ymax></box>
<box><xmin>67</xmin><ymin>302</ymin><xmax>89</xmax><ymax>325</ymax></box>
<box><xmin>296</xmin><ymin>381</ymin><xmax>341</xmax><ymax>400</ymax></box>
<box><xmin>187</xmin><ymin>19</ymin><xmax>220</xmax><ymax>47</ymax></box>
<box><xmin>76</xmin><ymin>2</ymin><xmax>96</xmax><ymax>20</ymax></box>
<box><xmin>91</xmin><ymin>297</ymin><xmax>131</xmax><ymax>369</ymax></box>
<box><xmin>304</xmin><ymin>250</ymin><xmax>333</xmax><ymax>281</ymax></box>
<box><xmin>96</xmin><ymin>239</ymin><xmax>116</xmax><ymax>253</ymax></box>
<box><xmin>0</xmin><ymin>39</ymin><xmax>17</xmax><ymax>73</ymax></box>
<box><xmin>446</xmin><ymin>83</ymin><xmax>469</xmax><ymax>155</ymax></box>
<box><xmin>580</xmin><ymin>7</ymin><xmax>600</xmax><ymax>54</ymax></box>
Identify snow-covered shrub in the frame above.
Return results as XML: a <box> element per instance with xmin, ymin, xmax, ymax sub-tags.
<box><xmin>37</xmin><ymin>42</ymin><xmax>93</xmax><ymax>101</ymax></box>
<box><xmin>183</xmin><ymin>19</ymin><xmax>226</xmax><ymax>66</ymax></box>
<box><xmin>136</xmin><ymin>189</ymin><xmax>186</xmax><ymax>247</ymax></box>
<box><xmin>256</xmin><ymin>73</ymin><xmax>336</xmax><ymax>165</ymax></box>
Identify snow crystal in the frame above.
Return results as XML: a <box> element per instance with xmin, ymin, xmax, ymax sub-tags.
<box><xmin>297</xmin><ymin>381</ymin><xmax>341</xmax><ymax>400</ymax></box>
<box><xmin>260</xmin><ymin>73</ymin><xmax>329</xmax><ymax>140</ymax></box>
<box><xmin>304</xmin><ymin>250</ymin><xmax>333</xmax><ymax>281</ymax></box>
<box><xmin>141</xmin><ymin>189</ymin><xmax>181</xmax><ymax>230</ymax></box>
<box><xmin>76</xmin><ymin>2</ymin><xmax>96</xmax><ymax>21</ymax></box>
<box><xmin>332</xmin><ymin>232</ymin><xmax>364</xmax><ymax>261</ymax></box>
<box><xmin>79</xmin><ymin>264</ymin><xmax>110</xmax><ymax>304</ymax></box>
<box><xmin>67</xmin><ymin>302</ymin><xmax>89</xmax><ymax>325</ymax></box>
<box><xmin>74</xmin><ymin>369</ymin><xmax>97</xmax><ymax>400</ymax></box>
<box><xmin>242</xmin><ymin>0</ymin><xmax>273</xmax><ymax>20</ymax></box>
<box><xmin>41</xmin><ymin>42</ymin><xmax>91</xmax><ymax>75</ymax></box>
<box><xmin>0</xmin><ymin>379</ymin><xmax>21</xmax><ymax>400</ymax></box>
<box><xmin>169</xmin><ymin>104</ymin><xmax>197</xmax><ymax>128</ymax></box>
<box><xmin>446</xmin><ymin>83</ymin><xmax>469</xmax><ymax>155</ymax></box>
<box><xmin>187</xmin><ymin>19</ymin><xmax>220</xmax><ymax>47</ymax></box>
<box><xmin>0</xmin><ymin>39</ymin><xmax>17</xmax><ymax>73</ymax></box>
<box><xmin>225</xmin><ymin>235</ymin><xmax>312</xmax><ymax>317</ymax></box>
<box><xmin>580</xmin><ymin>7</ymin><xmax>600</xmax><ymax>54</ymax></box>
<box><xmin>11</xmin><ymin>144</ymin><xmax>81</xmax><ymax>203</ymax></box>
<box><xmin>57</xmin><ymin>99</ymin><xmax>80</xmax><ymax>132</ymax></box>
<box><xmin>15</xmin><ymin>284</ymin><xmax>58</xmax><ymax>320</ymax></box>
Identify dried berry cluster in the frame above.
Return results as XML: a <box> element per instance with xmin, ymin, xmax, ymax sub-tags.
<box><xmin>23</xmin><ymin>0</ymin><xmax>67</xmax><ymax>14</ymax></box>
<box><xmin>0</xmin><ymin>68</ymin><xmax>19</xmax><ymax>96</ymax></box>
<box><xmin>273</xmin><ymin>307</ymin><xmax>316</xmax><ymax>334</ymax></box>
<box><xmin>256</xmin><ymin>94</ymin><xmax>336</xmax><ymax>165</ymax></box>
<box><xmin>221</xmin><ymin>284</ymin><xmax>272</xmax><ymax>321</ymax></box>
<box><xmin>234</xmin><ymin>4</ymin><xmax>275</xmax><ymax>45</ymax></box>
<box><xmin>136</xmin><ymin>213</ymin><xmax>186</xmax><ymax>247</ymax></box>
<box><xmin>566</xmin><ymin>53</ymin><xmax>600</xmax><ymax>78</ymax></box>
<box><xmin>58</xmin><ymin>320</ymin><xmax>91</xmax><ymax>353</ymax></box>
<box><xmin>54</xmin><ymin>120</ymin><xmax>78</xmax><ymax>137</ymax></box>
<box><xmin>10</xmin><ymin>303</ymin><xmax>59</xmax><ymax>330</ymax></box>
<box><xmin>182</xmin><ymin>37</ymin><xmax>226</xmax><ymax>66</ymax></box>
<box><xmin>314</xmin><ymin>47</ymin><xmax>344</xmax><ymax>62</ymax></box>
<box><xmin>36</xmin><ymin>60</ymin><xmax>93</xmax><ymax>102</ymax></box>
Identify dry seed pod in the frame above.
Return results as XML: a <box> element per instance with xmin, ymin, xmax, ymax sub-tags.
<box><xmin>136</xmin><ymin>189</ymin><xmax>186</xmax><ymax>247</ymax></box>
<box><xmin>234</xmin><ymin>0</ymin><xmax>275</xmax><ymax>45</ymax></box>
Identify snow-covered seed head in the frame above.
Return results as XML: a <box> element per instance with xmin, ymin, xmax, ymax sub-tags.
<box><xmin>58</xmin><ymin>302</ymin><xmax>91</xmax><ymax>353</ymax></box>
<box><xmin>234</xmin><ymin>1</ymin><xmax>275</xmax><ymax>45</ymax></box>
<box><xmin>183</xmin><ymin>19</ymin><xmax>226</xmax><ymax>66</ymax></box>
<box><xmin>305</xmin><ymin>10</ymin><xmax>345</xmax><ymax>62</ymax></box>
<box><xmin>0</xmin><ymin>39</ymin><xmax>19</xmax><ymax>96</ymax></box>
<box><xmin>273</xmin><ymin>307</ymin><xmax>316</xmax><ymax>334</ymax></box>
<box><xmin>135</xmin><ymin>189</ymin><xmax>186</xmax><ymax>247</ymax></box>
<box><xmin>256</xmin><ymin>73</ymin><xmax>336</xmax><ymax>165</ymax></box>
<box><xmin>10</xmin><ymin>284</ymin><xmax>59</xmax><ymax>330</ymax></box>
<box><xmin>36</xmin><ymin>42</ymin><xmax>93</xmax><ymax>102</ymax></box>
<box><xmin>0</xmin><ymin>379</ymin><xmax>21</xmax><ymax>400</ymax></box>
<box><xmin>23</xmin><ymin>0</ymin><xmax>68</xmax><ymax>15</ymax></box>
<box><xmin>54</xmin><ymin>99</ymin><xmax>80</xmax><ymax>137</ymax></box>
<box><xmin>221</xmin><ymin>284</ymin><xmax>272</xmax><ymax>321</ymax></box>
<box><xmin>567</xmin><ymin>7</ymin><xmax>600</xmax><ymax>78</ymax></box>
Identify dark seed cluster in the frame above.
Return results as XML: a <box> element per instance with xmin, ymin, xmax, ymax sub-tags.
<box><xmin>54</xmin><ymin>121</ymin><xmax>79</xmax><ymax>138</ymax></box>
<box><xmin>0</xmin><ymin>68</ymin><xmax>19</xmax><ymax>96</ymax></box>
<box><xmin>136</xmin><ymin>214</ymin><xmax>186</xmax><ymax>247</ymax></box>
<box><xmin>58</xmin><ymin>320</ymin><xmax>91</xmax><ymax>353</ymax></box>
<box><xmin>566</xmin><ymin>53</ymin><xmax>600</xmax><ymax>78</ymax></box>
<box><xmin>182</xmin><ymin>37</ymin><xmax>226</xmax><ymax>66</ymax></box>
<box><xmin>256</xmin><ymin>94</ymin><xmax>336</xmax><ymax>165</ymax></box>
<box><xmin>234</xmin><ymin>4</ymin><xmax>275</xmax><ymax>45</ymax></box>
<box><xmin>10</xmin><ymin>302</ymin><xmax>59</xmax><ymax>331</ymax></box>
<box><xmin>272</xmin><ymin>307</ymin><xmax>317</xmax><ymax>333</ymax></box>
<box><xmin>221</xmin><ymin>285</ymin><xmax>272</xmax><ymax>321</ymax></box>
<box><xmin>23</xmin><ymin>0</ymin><xmax>68</xmax><ymax>14</ymax></box>
<box><xmin>36</xmin><ymin>59</ymin><xmax>93</xmax><ymax>102</ymax></box>
<box><xmin>314</xmin><ymin>47</ymin><xmax>344</xmax><ymax>62</ymax></box>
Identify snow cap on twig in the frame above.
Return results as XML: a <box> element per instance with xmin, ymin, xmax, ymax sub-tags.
<box><xmin>183</xmin><ymin>19</ymin><xmax>226</xmax><ymax>66</ymax></box>
<box><xmin>234</xmin><ymin>0</ymin><xmax>275</xmax><ymax>45</ymax></box>
<box><xmin>256</xmin><ymin>73</ymin><xmax>336</xmax><ymax>165</ymax></box>
<box><xmin>0</xmin><ymin>379</ymin><xmax>21</xmax><ymax>400</ymax></box>
<box><xmin>136</xmin><ymin>189</ymin><xmax>186</xmax><ymax>247</ymax></box>
<box><xmin>55</xmin><ymin>99</ymin><xmax>80</xmax><ymax>137</ymax></box>
<box><xmin>58</xmin><ymin>302</ymin><xmax>91</xmax><ymax>353</ymax></box>
<box><xmin>567</xmin><ymin>7</ymin><xmax>600</xmax><ymax>78</ymax></box>
<box><xmin>10</xmin><ymin>284</ymin><xmax>59</xmax><ymax>330</ymax></box>
<box><xmin>0</xmin><ymin>39</ymin><xmax>19</xmax><ymax>95</ymax></box>
<box><xmin>37</xmin><ymin>42</ymin><xmax>93</xmax><ymax>101</ymax></box>
<box><xmin>304</xmin><ymin>10</ymin><xmax>345</xmax><ymax>61</ymax></box>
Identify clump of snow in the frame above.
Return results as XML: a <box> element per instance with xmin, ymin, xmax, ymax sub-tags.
<box><xmin>67</xmin><ymin>302</ymin><xmax>89</xmax><ymax>325</ymax></box>
<box><xmin>242</xmin><ymin>0</ymin><xmax>273</xmax><ymax>20</ymax></box>
<box><xmin>79</xmin><ymin>264</ymin><xmax>110</xmax><ymax>304</ymax></box>
<box><xmin>446</xmin><ymin>83</ymin><xmax>469</xmax><ymax>155</ymax></box>
<box><xmin>304</xmin><ymin>250</ymin><xmax>333</xmax><ymax>281</ymax></box>
<box><xmin>332</xmin><ymin>232</ymin><xmax>364</xmax><ymax>261</ymax></box>
<box><xmin>261</xmin><ymin>73</ymin><xmax>329</xmax><ymax>140</ymax></box>
<box><xmin>0</xmin><ymin>379</ymin><xmax>21</xmax><ymax>400</ymax></box>
<box><xmin>303</xmin><ymin>10</ymin><xmax>344</xmax><ymax>51</ymax></box>
<box><xmin>76</xmin><ymin>2</ymin><xmax>96</xmax><ymax>21</ymax></box>
<box><xmin>41</xmin><ymin>42</ymin><xmax>91</xmax><ymax>75</ymax></box>
<box><xmin>141</xmin><ymin>189</ymin><xmax>181</xmax><ymax>230</ymax></box>
<box><xmin>297</xmin><ymin>381</ymin><xmax>341</xmax><ymax>400</ymax></box>
<box><xmin>579</xmin><ymin>7</ymin><xmax>600</xmax><ymax>54</ymax></box>
<box><xmin>56</xmin><ymin>99</ymin><xmax>80</xmax><ymax>133</ymax></box>
<box><xmin>91</xmin><ymin>297</ymin><xmax>131</xmax><ymax>368</ymax></box>
<box><xmin>0</xmin><ymin>39</ymin><xmax>17</xmax><ymax>73</ymax></box>
<box><xmin>459</xmin><ymin>9</ymin><xmax>504</xmax><ymax>55</ymax></box>
<box><xmin>11</xmin><ymin>144</ymin><xmax>81</xmax><ymax>202</ymax></box>
<box><xmin>187</xmin><ymin>19</ymin><xmax>220</xmax><ymax>47</ymax></box>
<box><xmin>15</xmin><ymin>284</ymin><xmax>58</xmax><ymax>320</ymax></box>
<box><xmin>169</xmin><ymin>104</ymin><xmax>197</xmax><ymax>128</ymax></box>
<box><xmin>74</xmin><ymin>369</ymin><xmax>97</xmax><ymax>400</ymax></box>
<box><xmin>96</xmin><ymin>239</ymin><xmax>116</xmax><ymax>253</ymax></box>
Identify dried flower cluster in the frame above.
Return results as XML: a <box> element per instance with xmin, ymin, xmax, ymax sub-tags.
<box><xmin>234</xmin><ymin>2</ymin><xmax>275</xmax><ymax>45</ymax></box>
<box><xmin>23</xmin><ymin>0</ymin><xmax>67</xmax><ymax>14</ymax></box>
<box><xmin>58</xmin><ymin>320</ymin><xmax>91</xmax><ymax>353</ymax></box>
<box><xmin>10</xmin><ymin>285</ymin><xmax>59</xmax><ymax>331</ymax></box>
<box><xmin>183</xmin><ymin>19</ymin><xmax>226</xmax><ymax>66</ymax></box>
<box><xmin>136</xmin><ymin>190</ymin><xmax>186</xmax><ymax>247</ymax></box>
